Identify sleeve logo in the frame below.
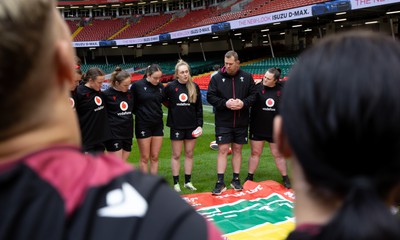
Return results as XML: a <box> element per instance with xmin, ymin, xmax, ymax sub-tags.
<box><xmin>98</xmin><ymin>183</ymin><xmax>148</xmax><ymax>218</ymax></box>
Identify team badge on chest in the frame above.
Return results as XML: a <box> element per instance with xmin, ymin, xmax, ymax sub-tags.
<box><xmin>120</xmin><ymin>101</ymin><xmax>128</xmax><ymax>111</ymax></box>
<box><xmin>94</xmin><ymin>96</ymin><xmax>102</xmax><ymax>106</ymax></box>
<box><xmin>265</xmin><ymin>98</ymin><xmax>275</xmax><ymax>107</ymax></box>
<box><xmin>179</xmin><ymin>93</ymin><xmax>188</xmax><ymax>102</ymax></box>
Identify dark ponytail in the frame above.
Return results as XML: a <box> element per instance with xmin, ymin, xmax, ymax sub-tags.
<box><xmin>110</xmin><ymin>66</ymin><xmax>129</xmax><ymax>87</ymax></box>
<box><xmin>317</xmin><ymin>177</ymin><xmax>400</xmax><ymax>239</ymax></box>
<box><xmin>144</xmin><ymin>64</ymin><xmax>162</xmax><ymax>79</ymax></box>
<box><xmin>281</xmin><ymin>31</ymin><xmax>400</xmax><ymax>240</ymax></box>
<box><xmin>82</xmin><ymin>67</ymin><xmax>104</xmax><ymax>83</ymax></box>
<box><xmin>267</xmin><ymin>67</ymin><xmax>281</xmax><ymax>81</ymax></box>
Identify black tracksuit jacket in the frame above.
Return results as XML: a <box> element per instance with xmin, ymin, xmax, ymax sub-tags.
<box><xmin>207</xmin><ymin>67</ymin><xmax>256</xmax><ymax>128</ymax></box>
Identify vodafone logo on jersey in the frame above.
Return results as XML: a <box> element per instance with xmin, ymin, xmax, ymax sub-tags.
<box><xmin>179</xmin><ymin>93</ymin><xmax>188</xmax><ymax>102</ymax></box>
<box><xmin>94</xmin><ymin>96</ymin><xmax>102</xmax><ymax>106</ymax></box>
<box><xmin>70</xmin><ymin>97</ymin><xmax>75</xmax><ymax>108</ymax></box>
<box><xmin>266</xmin><ymin>98</ymin><xmax>275</xmax><ymax>107</ymax></box>
<box><xmin>120</xmin><ymin>101</ymin><xmax>128</xmax><ymax>111</ymax></box>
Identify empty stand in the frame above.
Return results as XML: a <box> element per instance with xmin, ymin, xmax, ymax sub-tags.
<box><xmin>191</xmin><ymin>56</ymin><xmax>297</xmax><ymax>90</ymax></box>
<box><xmin>115</xmin><ymin>14</ymin><xmax>171</xmax><ymax>39</ymax></box>
<box><xmin>66</xmin><ymin>19</ymin><xmax>80</xmax><ymax>34</ymax></box>
<box><xmin>242</xmin><ymin>0</ymin><xmax>328</xmax><ymax>18</ymax></box>
<box><xmin>150</xmin><ymin>8</ymin><xmax>216</xmax><ymax>35</ymax></box>
<box><xmin>74</xmin><ymin>18</ymin><xmax>126</xmax><ymax>41</ymax></box>
<box><xmin>70</xmin><ymin>0</ymin><xmax>331</xmax><ymax>41</ymax></box>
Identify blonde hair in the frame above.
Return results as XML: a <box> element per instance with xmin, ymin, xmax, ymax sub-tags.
<box><xmin>174</xmin><ymin>59</ymin><xmax>197</xmax><ymax>103</ymax></box>
<box><xmin>0</xmin><ymin>0</ymin><xmax>56</xmax><ymax>139</ymax></box>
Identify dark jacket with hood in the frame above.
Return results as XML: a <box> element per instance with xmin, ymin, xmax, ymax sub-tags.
<box><xmin>207</xmin><ymin>67</ymin><xmax>256</xmax><ymax>128</ymax></box>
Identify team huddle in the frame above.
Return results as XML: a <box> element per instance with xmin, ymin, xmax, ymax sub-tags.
<box><xmin>0</xmin><ymin>0</ymin><xmax>224</xmax><ymax>239</ymax></box>
<box><xmin>70</xmin><ymin>50</ymin><xmax>291</xmax><ymax>195</ymax></box>
<box><xmin>4</xmin><ymin>0</ymin><xmax>400</xmax><ymax>238</ymax></box>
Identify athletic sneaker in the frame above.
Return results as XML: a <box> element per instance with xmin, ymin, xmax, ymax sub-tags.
<box><xmin>212</xmin><ymin>181</ymin><xmax>226</xmax><ymax>195</ymax></box>
<box><xmin>230</xmin><ymin>178</ymin><xmax>243</xmax><ymax>191</ymax></box>
<box><xmin>244</xmin><ymin>175</ymin><xmax>253</xmax><ymax>183</ymax></box>
<box><xmin>174</xmin><ymin>183</ymin><xmax>181</xmax><ymax>192</ymax></box>
<box><xmin>184</xmin><ymin>182</ymin><xmax>197</xmax><ymax>191</ymax></box>
<box><xmin>283</xmin><ymin>176</ymin><xmax>291</xmax><ymax>189</ymax></box>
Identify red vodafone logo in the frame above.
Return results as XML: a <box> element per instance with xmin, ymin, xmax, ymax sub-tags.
<box><xmin>120</xmin><ymin>101</ymin><xmax>128</xmax><ymax>111</ymax></box>
<box><xmin>70</xmin><ymin>97</ymin><xmax>75</xmax><ymax>108</ymax></box>
<box><xmin>179</xmin><ymin>93</ymin><xmax>188</xmax><ymax>102</ymax></box>
<box><xmin>94</xmin><ymin>96</ymin><xmax>102</xmax><ymax>106</ymax></box>
<box><xmin>266</xmin><ymin>98</ymin><xmax>275</xmax><ymax>107</ymax></box>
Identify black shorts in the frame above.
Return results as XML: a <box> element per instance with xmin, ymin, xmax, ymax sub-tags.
<box><xmin>82</xmin><ymin>143</ymin><xmax>105</xmax><ymax>154</ymax></box>
<box><xmin>135</xmin><ymin>121</ymin><xmax>164</xmax><ymax>139</ymax></box>
<box><xmin>249</xmin><ymin>132</ymin><xmax>273</xmax><ymax>143</ymax></box>
<box><xmin>170</xmin><ymin>127</ymin><xmax>196</xmax><ymax>140</ymax></box>
<box><xmin>215</xmin><ymin>126</ymin><xmax>248</xmax><ymax>144</ymax></box>
<box><xmin>105</xmin><ymin>138</ymin><xmax>133</xmax><ymax>152</ymax></box>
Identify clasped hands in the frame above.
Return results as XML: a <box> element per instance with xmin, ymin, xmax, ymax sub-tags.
<box><xmin>226</xmin><ymin>98</ymin><xmax>244</xmax><ymax>110</ymax></box>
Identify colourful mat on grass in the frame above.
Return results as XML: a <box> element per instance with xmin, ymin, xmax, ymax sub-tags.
<box><xmin>182</xmin><ymin>180</ymin><xmax>295</xmax><ymax>240</ymax></box>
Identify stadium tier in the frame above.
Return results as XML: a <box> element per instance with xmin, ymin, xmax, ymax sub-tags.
<box><xmin>65</xmin><ymin>0</ymin><xmax>332</xmax><ymax>41</ymax></box>
<box><xmin>67</xmin><ymin>0</ymin><xmax>399</xmax><ymax>91</ymax></box>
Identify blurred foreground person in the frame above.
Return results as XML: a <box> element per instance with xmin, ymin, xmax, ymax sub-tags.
<box><xmin>0</xmin><ymin>0</ymin><xmax>223</xmax><ymax>239</ymax></box>
<box><xmin>275</xmin><ymin>31</ymin><xmax>400</xmax><ymax>240</ymax></box>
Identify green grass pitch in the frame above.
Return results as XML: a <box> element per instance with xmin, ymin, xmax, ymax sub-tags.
<box><xmin>127</xmin><ymin>105</ymin><xmax>290</xmax><ymax>194</ymax></box>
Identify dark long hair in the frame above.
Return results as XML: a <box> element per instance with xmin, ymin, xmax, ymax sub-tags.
<box><xmin>281</xmin><ymin>31</ymin><xmax>400</xmax><ymax>239</ymax></box>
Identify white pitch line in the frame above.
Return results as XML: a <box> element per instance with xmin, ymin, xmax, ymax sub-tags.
<box><xmin>202</xmin><ymin>105</ymin><xmax>214</xmax><ymax>112</ymax></box>
<box><xmin>202</xmin><ymin>105</ymin><xmax>215</xmax><ymax>126</ymax></box>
